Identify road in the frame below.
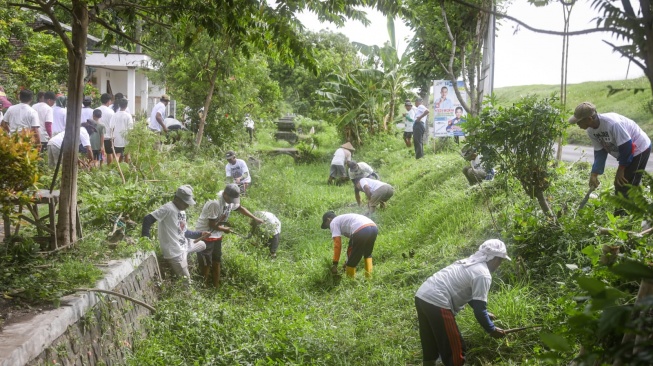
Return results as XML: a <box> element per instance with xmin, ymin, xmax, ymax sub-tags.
<box><xmin>559</xmin><ymin>144</ymin><xmax>652</xmax><ymax>172</ymax></box>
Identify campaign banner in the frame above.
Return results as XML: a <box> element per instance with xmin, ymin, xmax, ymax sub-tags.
<box><xmin>431</xmin><ymin>80</ymin><xmax>468</xmax><ymax>137</ymax></box>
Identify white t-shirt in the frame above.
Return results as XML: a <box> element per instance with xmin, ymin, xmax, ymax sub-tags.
<box><xmin>225</xmin><ymin>159</ymin><xmax>251</xmax><ymax>183</ymax></box>
<box><xmin>404</xmin><ymin>108</ymin><xmax>416</xmax><ymax>132</ymax></box>
<box><xmin>96</xmin><ymin>105</ymin><xmax>115</xmax><ymax>138</ymax></box>
<box><xmin>164</xmin><ymin>117</ymin><xmax>182</xmax><ymax>128</ymax></box>
<box><xmin>150</xmin><ymin>202</ymin><xmax>191</xmax><ymax>259</ymax></box>
<box><xmin>32</xmin><ymin>102</ymin><xmax>54</xmax><ymax>142</ymax></box>
<box><xmin>81</xmin><ymin>107</ymin><xmax>94</xmax><ymax>123</ymax></box>
<box><xmin>108</xmin><ymin>111</ymin><xmax>134</xmax><ymax>148</ymax></box>
<box><xmin>3</xmin><ymin>103</ymin><xmax>40</xmax><ymax>134</ymax></box>
<box><xmin>331</xmin><ymin>148</ymin><xmax>352</xmax><ymax>166</ymax></box>
<box><xmin>349</xmin><ymin>162</ymin><xmax>375</xmax><ymax>179</ymax></box>
<box><xmin>255</xmin><ymin>211</ymin><xmax>281</xmax><ymax>236</ymax></box>
<box><xmin>415</xmin><ymin>262</ymin><xmax>492</xmax><ymax>314</ymax></box>
<box><xmin>329</xmin><ymin>213</ymin><xmax>375</xmax><ymax>239</ymax></box>
<box><xmin>415</xmin><ymin>104</ymin><xmax>429</xmax><ymax>123</ymax></box>
<box><xmin>195</xmin><ymin>192</ymin><xmax>240</xmax><ymax>239</ymax></box>
<box><xmin>52</xmin><ymin>106</ymin><xmax>66</xmax><ymax>134</ymax></box>
<box><xmin>359</xmin><ymin>178</ymin><xmax>388</xmax><ymax>193</ymax></box>
<box><xmin>149</xmin><ymin>102</ymin><xmax>167</xmax><ymax>131</ymax></box>
<box><xmin>588</xmin><ymin>113</ymin><xmax>651</xmax><ymax>159</ymax></box>
<box><xmin>244</xmin><ymin>117</ymin><xmax>255</xmax><ymax>129</ymax></box>
<box><xmin>47</xmin><ymin>128</ymin><xmax>91</xmax><ymax>149</ymax></box>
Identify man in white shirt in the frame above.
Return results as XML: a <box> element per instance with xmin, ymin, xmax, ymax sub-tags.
<box><xmin>569</xmin><ymin>102</ymin><xmax>651</xmax><ymax>202</ymax></box>
<box><xmin>403</xmin><ymin>99</ymin><xmax>415</xmax><ymax>148</ymax></box>
<box><xmin>320</xmin><ymin>211</ymin><xmax>378</xmax><ymax>278</ymax></box>
<box><xmin>328</xmin><ymin>142</ymin><xmax>355</xmax><ymax>185</ymax></box>
<box><xmin>415</xmin><ymin>239</ymin><xmax>509</xmax><ymax>366</ymax></box>
<box><xmin>80</xmin><ymin>96</ymin><xmax>94</xmax><ymax>123</ymax></box>
<box><xmin>249</xmin><ymin>211</ymin><xmax>281</xmax><ymax>258</ymax></box>
<box><xmin>108</xmin><ymin>98</ymin><xmax>134</xmax><ymax>163</ymax></box>
<box><xmin>51</xmin><ymin>95</ymin><xmax>67</xmax><ymax>135</ymax></box>
<box><xmin>434</xmin><ymin>86</ymin><xmax>454</xmax><ymax>109</ymax></box>
<box><xmin>142</xmin><ymin>185</ymin><xmax>208</xmax><ymax>287</ymax></box>
<box><xmin>195</xmin><ymin>184</ymin><xmax>262</xmax><ymax>287</ymax></box>
<box><xmin>47</xmin><ymin>123</ymin><xmax>93</xmax><ymax>168</ymax></box>
<box><xmin>354</xmin><ymin>177</ymin><xmax>395</xmax><ymax>214</ymax></box>
<box><xmin>225</xmin><ymin>150</ymin><xmax>252</xmax><ymax>194</ymax></box>
<box><xmin>96</xmin><ymin>93</ymin><xmax>115</xmax><ymax>164</ymax></box>
<box><xmin>32</xmin><ymin>91</ymin><xmax>56</xmax><ymax>152</ymax></box>
<box><xmin>414</xmin><ymin>97</ymin><xmax>430</xmax><ymax>159</ymax></box>
<box><xmin>1</xmin><ymin>89</ymin><xmax>40</xmax><ymax>146</ymax></box>
<box><xmin>244</xmin><ymin>113</ymin><xmax>255</xmax><ymax>143</ymax></box>
<box><xmin>149</xmin><ymin>94</ymin><xmax>170</xmax><ymax>133</ymax></box>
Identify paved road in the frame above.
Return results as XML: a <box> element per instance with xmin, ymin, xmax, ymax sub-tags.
<box><xmin>559</xmin><ymin>144</ymin><xmax>652</xmax><ymax>172</ymax></box>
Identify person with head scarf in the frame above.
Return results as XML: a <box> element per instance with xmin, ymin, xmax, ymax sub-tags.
<box><xmin>415</xmin><ymin>239</ymin><xmax>510</xmax><ymax>366</ymax></box>
<box><xmin>52</xmin><ymin>95</ymin><xmax>67</xmax><ymax>134</ymax></box>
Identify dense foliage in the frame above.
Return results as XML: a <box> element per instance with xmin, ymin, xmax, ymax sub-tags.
<box><xmin>0</xmin><ymin>131</ymin><xmax>40</xmax><ymax>216</ymax></box>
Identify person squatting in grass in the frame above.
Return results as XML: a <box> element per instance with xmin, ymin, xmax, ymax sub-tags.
<box><xmin>320</xmin><ymin>211</ymin><xmax>377</xmax><ymax>278</ymax></box>
<box><xmin>354</xmin><ymin>177</ymin><xmax>395</xmax><ymax>214</ymax></box>
<box><xmin>415</xmin><ymin>239</ymin><xmax>509</xmax><ymax>366</ymax></box>
<box><xmin>141</xmin><ymin>185</ymin><xmax>209</xmax><ymax>287</ymax></box>
<box><xmin>461</xmin><ymin>145</ymin><xmax>495</xmax><ymax>186</ymax></box>
<box><xmin>569</xmin><ymin>102</ymin><xmax>651</xmax><ymax>206</ymax></box>
<box><xmin>194</xmin><ymin>184</ymin><xmax>263</xmax><ymax>287</ymax></box>
<box><xmin>328</xmin><ymin>142</ymin><xmax>356</xmax><ymax>185</ymax></box>
<box><xmin>225</xmin><ymin>150</ymin><xmax>252</xmax><ymax>195</ymax></box>
<box><xmin>248</xmin><ymin>211</ymin><xmax>281</xmax><ymax>259</ymax></box>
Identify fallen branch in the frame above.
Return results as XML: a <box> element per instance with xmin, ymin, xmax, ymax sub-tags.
<box><xmin>73</xmin><ymin>288</ymin><xmax>156</xmax><ymax>313</ymax></box>
<box><xmin>598</xmin><ymin>227</ymin><xmax>653</xmax><ymax>238</ymax></box>
<box><xmin>504</xmin><ymin>325</ymin><xmax>543</xmax><ymax>334</ymax></box>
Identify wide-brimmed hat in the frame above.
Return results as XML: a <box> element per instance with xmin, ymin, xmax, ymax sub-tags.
<box><xmin>569</xmin><ymin>102</ymin><xmax>596</xmax><ymax>124</ymax></box>
<box><xmin>175</xmin><ymin>185</ymin><xmax>196</xmax><ymax>205</ymax></box>
<box><xmin>321</xmin><ymin>211</ymin><xmax>336</xmax><ymax>229</ymax></box>
<box><xmin>341</xmin><ymin>142</ymin><xmax>355</xmax><ymax>151</ymax></box>
<box><xmin>223</xmin><ymin>184</ymin><xmax>241</xmax><ymax>205</ymax></box>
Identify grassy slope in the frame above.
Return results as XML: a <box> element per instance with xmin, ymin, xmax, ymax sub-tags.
<box><xmin>495</xmin><ymin>77</ymin><xmax>652</xmax><ymax>144</ymax></box>
<box><xmin>128</xmin><ymin>130</ymin><xmax>556</xmax><ymax>365</ymax></box>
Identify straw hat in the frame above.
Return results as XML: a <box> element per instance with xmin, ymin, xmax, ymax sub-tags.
<box><xmin>341</xmin><ymin>142</ymin><xmax>355</xmax><ymax>151</ymax></box>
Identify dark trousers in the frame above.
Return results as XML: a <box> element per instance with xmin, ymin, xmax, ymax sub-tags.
<box><xmin>616</xmin><ymin>146</ymin><xmax>650</xmax><ymax>198</ymax></box>
<box><xmin>266</xmin><ymin>234</ymin><xmax>280</xmax><ymax>254</ymax></box>
<box><xmin>415</xmin><ymin>297</ymin><xmax>466</xmax><ymax>366</ymax></box>
<box><xmin>346</xmin><ymin>226</ymin><xmax>377</xmax><ymax>267</ymax></box>
<box><xmin>414</xmin><ymin>122</ymin><xmax>425</xmax><ymax>159</ymax></box>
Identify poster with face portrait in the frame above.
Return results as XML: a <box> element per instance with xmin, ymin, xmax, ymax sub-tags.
<box><xmin>431</xmin><ymin>80</ymin><xmax>468</xmax><ymax>137</ymax></box>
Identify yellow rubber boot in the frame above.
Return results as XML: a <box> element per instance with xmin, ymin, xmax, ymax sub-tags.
<box><xmin>364</xmin><ymin>258</ymin><xmax>373</xmax><ymax>278</ymax></box>
<box><xmin>345</xmin><ymin>266</ymin><xmax>356</xmax><ymax>278</ymax></box>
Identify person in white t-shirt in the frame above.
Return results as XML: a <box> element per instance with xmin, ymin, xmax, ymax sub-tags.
<box><xmin>80</xmin><ymin>96</ymin><xmax>94</xmax><ymax>123</ymax></box>
<box><xmin>415</xmin><ymin>239</ymin><xmax>509</xmax><ymax>366</ymax></box>
<box><xmin>414</xmin><ymin>97</ymin><xmax>430</xmax><ymax>159</ymax></box>
<box><xmin>328</xmin><ymin>142</ymin><xmax>355</xmax><ymax>185</ymax></box>
<box><xmin>141</xmin><ymin>185</ymin><xmax>209</xmax><ymax>287</ymax></box>
<box><xmin>249</xmin><ymin>211</ymin><xmax>281</xmax><ymax>258</ymax></box>
<box><xmin>403</xmin><ymin>99</ymin><xmax>415</xmax><ymax>148</ymax></box>
<box><xmin>243</xmin><ymin>113</ymin><xmax>255</xmax><ymax>143</ymax></box>
<box><xmin>149</xmin><ymin>94</ymin><xmax>170</xmax><ymax>133</ymax></box>
<box><xmin>569</xmin><ymin>102</ymin><xmax>651</xmax><ymax>202</ymax></box>
<box><xmin>51</xmin><ymin>95</ymin><xmax>67</xmax><ymax>135</ymax></box>
<box><xmin>32</xmin><ymin>91</ymin><xmax>56</xmax><ymax>152</ymax></box>
<box><xmin>354</xmin><ymin>177</ymin><xmax>395</xmax><ymax>214</ymax></box>
<box><xmin>1</xmin><ymin>89</ymin><xmax>40</xmax><ymax>146</ymax></box>
<box><xmin>96</xmin><ymin>93</ymin><xmax>115</xmax><ymax>163</ymax></box>
<box><xmin>46</xmin><ymin>123</ymin><xmax>93</xmax><ymax>168</ymax></box>
<box><xmin>108</xmin><ymin>98</ymin><xmax>134</xmax><ymax>163</ymax></box>
<box><xmin>195</xmin><ymin>184</ymin><xmax>262</xmax><ymax>287</ymax></box>
<box><xmin>225</xmin><ymin>150</ymin><xmax>252</xmax><ymax>194</ymax></box>
<box><xmin>320</xmin><ymin>211</ymin><xmax>378</xmax><ymax>278</ymax></box>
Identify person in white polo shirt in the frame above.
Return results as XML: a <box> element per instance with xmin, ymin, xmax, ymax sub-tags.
<box><xmin>354</xmin><ymin>177</ymin><xmax>395</xmax><ymax>214</ymax></box>
<box><xmin>328</xmin><ymin>142</ymin><xmax>355</xmax><ymax>185</ymax></box>
<box><xmin>415</xmin><ymin>239</ymin><xmax>509</xmax><ymax>366</ymax></box>
<box><xmin>225</xmin><ymin>150</ymin><xmax>252</xmax><ymax>194</ymax></box>
<box><xmin>569</xmin><ymin>102</ymin><xmax>651</xmax><ymax>204</ymax></box>
<box><xmin>1</xmin><ymin>89</ymin><xmax>40</xmax><ymax>146</ymax></box>
<box><xmin>321</xmin><ymin>211</ymin><xmax>378</xmax><ymax>278</ymax></box>
<box><xmin>46</xmin><ymin>122</ymin><xmax>94</xmax><ymax>167</ymax></box>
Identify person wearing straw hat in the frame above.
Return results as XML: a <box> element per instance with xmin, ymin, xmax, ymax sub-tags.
<box><xmin>569</xmin><ymin>102</ymin><xmax>651</xmax><ymax>204</ymax></box>
<box><xmin>141</xmin><ymin>185</ymin><xmax>209</xmax><ymax>287</ymax></box>
<box><xmin>415</xmin><ymin>239</ymin><xmax>509</xmax><ymax>366</ymax></box>
<box><xmin>320</xmin><ymin>211</ymin><xmax>377</xmax><ymax>278</ymax></box>
<box><xmin>328</xmin><ymin>142</ymin><xmax>355</xmax><ymax>185</ymax></box>
<box><xmin>403</xmin><ymin>99</ymin><xmax>415</xmax><ymax>148</ymax></box>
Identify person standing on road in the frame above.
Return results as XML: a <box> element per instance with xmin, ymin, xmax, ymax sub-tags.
<box><xmin>415</xmin><ymin>239</ymin><xmax>509</xmax><ymax>366</ymax></box>
<box><xmin>225</xmin><ymin>150</ymin><xmax>252</xmax><ymax>194</ymax></box>
<box><xmin>354</xmin><ymin>177</ymin><xmax>395</xmax><ymax>214</ymax></box>
<box><xmin>320</xmin><ymin>211</ymin><xmax>377</xmax><ymax>278</ymax></box>
<box><xmin>403</xmin><ymin>99</ymin><xmax>415</xmax><ymax>148</ymax></box>
<box><xmin>328</xmin><ymin>142</ymin><xmax>355</xmax><ymax>185</ymax></box>
<box><xmin>569</xmin><ymin>102</ymin><xmax>651</xmax><ymax>202</ymax></box>
<box><xmin>414</xmin><ymin>97</ymin><xmax>430</xmax><ymax>159</ymax></box>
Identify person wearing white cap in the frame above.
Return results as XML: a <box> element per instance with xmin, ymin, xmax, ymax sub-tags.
<box><xmin>195</xmin><ymin>184</ymin><xmax>263</xmax><ymax>287</ymax></box>
<box><xmin>328</xmin><ymin>142</ymin><xmax>355</xmax><ymax>185</ymax></box>
<box><xmin>569</xmin><ymin>102</ymin><xmax>651</xmax><ymax>202</ymax></box>
<box><xmin>415</xmin><ymin>239</ymin><xmax>510</xmax><ymax>366</ymax></box>
<box><xmin>141</xmin><ymin>185</ymin><xmax>209</xmax><ymax>286</ymax></box>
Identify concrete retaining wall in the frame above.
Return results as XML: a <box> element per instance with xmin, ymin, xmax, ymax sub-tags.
<box><xmin>0</xmin><ymin>251</ymin><xmax>160</xmax><ymax>366</ymax></box>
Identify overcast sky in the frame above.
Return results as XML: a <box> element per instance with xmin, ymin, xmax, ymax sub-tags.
<box><xmin>297</xmin><ymin>0</ymin><xmax>643</xmax><ymax>88</ymax></box>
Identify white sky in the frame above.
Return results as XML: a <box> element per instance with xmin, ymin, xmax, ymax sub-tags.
<box><xmin>297</xmin><ymin>0</ymin><xmax>644</xmax><ymax>88</ymax></box>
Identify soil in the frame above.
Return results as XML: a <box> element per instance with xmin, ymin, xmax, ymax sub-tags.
<box><xmin>0</xmin><ymin>297</ymin><xmax>55</xmax><ymax>331</ymax></box>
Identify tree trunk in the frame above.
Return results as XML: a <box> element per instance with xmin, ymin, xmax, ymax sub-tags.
<box><xmin>57</xmin><ymin>1</ymin><xmax>88</xmax><ymax>246</ymax></box>
<box><xmin>534</xmin><ymin>189</ymin><xmax>555</xmax><ymax>220</ymax></box>
<box><xmin>195</xmin><ymin>59</ymin><xmax>220</xmax><ymax>146</ymax></box>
